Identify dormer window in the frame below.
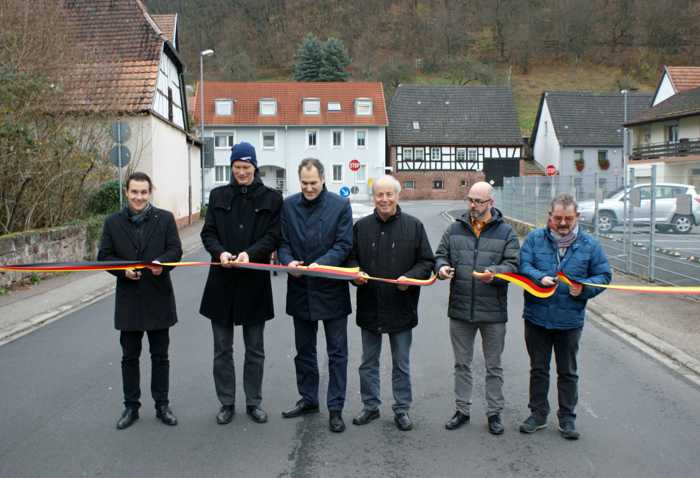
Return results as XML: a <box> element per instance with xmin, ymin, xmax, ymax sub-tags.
<box><xmin>303</xmin><ymin>98</ymin><xmax>321</xmax><ymax>115</ymax></box>
<box><xmin>215</xmin><ymin>99</ymin><xmax>233</xmax><ymax>116</ymax></box>
<box><xmin>412</xmin><ymin>121</ymin><xmax>420</xmax><ymax>130</ymax></box>
<box><xmin>328</xmin><ymin>101</ymin><xmax>341</xmax><ymax>112</ymax></box>
<box><xmin>355</xmin><ymin>98</ymin><xmax>373</xmax><ymax>116</ymax></box>
<box><xmin>259</xmin><ymin>99</ymin><xmax>277</xmax><ymax>116</ymax></box>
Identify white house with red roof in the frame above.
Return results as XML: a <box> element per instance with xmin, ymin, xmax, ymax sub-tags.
<box><xmin>652</xmin><ymin>66</ymin><xmax>700</xmax><ymax>106</ymax></box>
<box><xmin>194</xmin><ymin>82</ymin><xmax>388</xmax><ymax>200</ymax></box>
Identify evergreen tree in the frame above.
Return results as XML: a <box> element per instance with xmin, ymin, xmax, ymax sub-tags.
<box><xmin>318</xmin><ymin>37</ymin><xmax>351</xmax><ymax>82</ymax></box>
<box><xmin>293</xmin><ymin>34</ymin><xmax>323</xmax><ymax>81</ymax></box>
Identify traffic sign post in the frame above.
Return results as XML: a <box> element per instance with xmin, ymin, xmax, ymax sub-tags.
<box><xmin>111</xmin><ymin>121</ymin><xmax>132</xmax><ymax>208</ymax></box>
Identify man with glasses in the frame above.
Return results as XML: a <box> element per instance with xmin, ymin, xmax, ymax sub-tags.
<box><xmin>518</xmin><ymin>193</ymin><xmax>611</xmax><ymax>440</ymax></box>
<box><xmin>435</xmin><ymin>181</ymin><xmax>520</xmax><ymax>435</ymax></box>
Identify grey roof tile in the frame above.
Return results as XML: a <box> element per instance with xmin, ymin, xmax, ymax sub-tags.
<box><xmin>541</xmin><ymin>91</ymin><xmax>652</xmax><ymax>147</ymax></box>
<box><xmin>626</xmin><ymin>86</ymin><xmax>700</xmax><ymax>125</ymax></box>
<box><xmin>387</xmin><ymin>85</ymin><xmax>521</xmax><ymax>146</ymax></box>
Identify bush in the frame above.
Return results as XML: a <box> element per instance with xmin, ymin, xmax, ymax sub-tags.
<box><xmin>88</xmin><ymin>180</ymin><xmax>121</xmax><ymax>215</ymax></box>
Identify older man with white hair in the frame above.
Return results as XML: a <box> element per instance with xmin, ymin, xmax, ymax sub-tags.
<box><xmin>347</xmin><ymin>175</ymin><xmax>435</xmax><ymax>431</ymax></box>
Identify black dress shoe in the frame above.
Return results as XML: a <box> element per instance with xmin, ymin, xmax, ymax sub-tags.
<box><xmin>352</xmin><ymin>409</ymin><xmax>380</xmax><ymax>426</ymax></box>
<box><xmin>281</xmin><ymin>400</ymin><xmax>319</xmax><ymax>419</ymax></box>
<box><xmin>156</xmin><ymin>405</ymin><xmax>178</xmax><ymax>426</ymax></box>
<box><xmin>216</xmin><ymin>405</ymin><xmax>234</xmax><ymax>425</ymax></box>
<box><xmin>445</xmin><ymin>411</ymin><xmax>470</xmax><ymax>430</ymax></box>
<box><xmin>329</xmin><ymin>411</ymin><xmax>345</xmax><ymax>433</ymax></box>
<box><xmin>246</xmin><ymin>405</ymin><xmax>268</xmax><ymax>423</ymax></box>
<box><xmin>116</xmin><ymin>408</ymin><xmax>139</xmax><ymax>430</ymax></box>
<box><xmin>394</xmin><ymin>412</ymin><xmax>413</xmax><ymax>431</ymax></box>
<box><xmin>488</xmin><ymin>414</ymin><xmax>504</xmax><ymax>435</ymax></box>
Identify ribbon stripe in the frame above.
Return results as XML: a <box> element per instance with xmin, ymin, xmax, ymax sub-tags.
<box><xmin>1</xmin><ymin>261</ymin><xmax>698</xmax><ymax>294</ymax></box>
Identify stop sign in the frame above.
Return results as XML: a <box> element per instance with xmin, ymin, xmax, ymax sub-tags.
<box><xmin>545</xmin><ymin>164</ymin><xmax>557</xmax><ymax>176</ymax></box>
<box><xmin>349</xmin><ymin>159</ymin><xmax>360</xmax><ymax>172</ymax></box>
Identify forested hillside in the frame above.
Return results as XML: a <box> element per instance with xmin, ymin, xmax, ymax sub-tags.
<box><xmin>145</xmin><ymin>0</ymin><xmax>698</xmax><ymax>131</ymax></box>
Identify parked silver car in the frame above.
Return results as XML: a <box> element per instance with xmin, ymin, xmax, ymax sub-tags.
<box><xmin>579</xmin><ymin>183</ymin><xmax>700</xmax><ymax>234</ymax></box>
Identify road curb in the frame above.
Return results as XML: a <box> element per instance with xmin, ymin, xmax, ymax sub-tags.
<box><xmin>0</xmin><ymin>241</ymin><xmax>203</xmax><ymax>347</ymax></box>
<box><xmin>587</xmin><ymin>304</ymin><xmax>700</xmax><ymax>387</ymax></box>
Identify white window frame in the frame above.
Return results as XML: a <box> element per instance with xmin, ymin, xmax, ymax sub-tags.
<box><xmin>467</xmin><ymin>148</ymin><xmax>478</xmax><ymax>162</ymax></box>
<box><xmin>214</xmin><ymin>99</ymin><xmax>233</xmax><ymax>116</ymax></box>
<box><xmin>331</xmin><ymin>130</ymin><xmax>343</xmax><ymax>148</ymax></box>
<box><xmin>404</xmin><ymin>180</ymin><xmax>416</xmax><ymax>190</ymax></box>
<box><xmin>355</xmin><ymin>98</ymin><xmax>373</xmax><ymax>116</ymax></box>
<box><xmin>414</xmin><ymin>148</ymin><xmax>424</xmax><ymax>161</ymax></box>
<box><xmin>259</xmin><ymin>99</ymin><xmax>277</xmax><ymax>116</ymax></box>
<box><xmin>431</xmin><ymin>147</ymin><xmax>441</xmax><ymax>161</ymax></box>
<box><xmin>214</xmin><ymin>132</ymin><xmax>235</xmax><ymax>149</ymax></box>
<box><xmin>456</xmin><ymin>148</ymin><xmax>467</xmax><ymax>161</ymax></box>
<box><xmin>332</xmin><ymin>164</ymin><xmax>343</xmax><ymax>183</ymax></box>
<box><xmin>303</xmin><ymin>98</ymin><xmax>321</xmax><ymax>115</ymax></box>
<box><xmin>261</xmin><ymin>130</ymin><xmax>276</xmax><ymax>150</ymax></box>
<box><xmin>412</xmin><ymin>121</ymin><xmax>420</xmax><ymax>130</ymax></box>
<box><xmin>215</xmin><ymin>165</ymin><xmax>231</xmax><ymax>183</ymax></box>
<box><xmin>403</xmin><ymin>148</ymin><xmax>413</xmax><ymax>161</ymax></box>
<box><xmin>356</xmin><ymin>129</ymin><xmax>368</xmax><ymax>148</ymax></box>
<box><xmin>328</xmin><ymin>101</ymin><xmax>342</xmax><ymax>112</ymax></box>
<box><xmin>306</xmin><ymin>129</ymin><xmax>319</xmax><ymax>148</ymax></box>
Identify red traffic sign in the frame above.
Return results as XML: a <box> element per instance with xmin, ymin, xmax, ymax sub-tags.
<box><xmin>545</xmin><ymin>164</ymin><xmax>557</xmax><ymax>176</ymax></box>
<box><xmin>349</xmin><ymin>159</ymin><xmax>361</xmax><ymax>172</ymax></box>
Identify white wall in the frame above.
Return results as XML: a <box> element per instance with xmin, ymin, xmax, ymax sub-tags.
<box><xmin>652</xmin><ymin>73</ymin><xmax>676</xmax><ymax>106</ymax></box>
<box><xmin>532</xmin><ymin>98</ymin><xmax>562</xmax><ymax>172</ymax></box>
<box><xmin>202</xmin><ymin>125</ymin><xmax>386</xmax><ymax>201</ymax></box>
<box><xmin>560</xmin><ymin>146</ymin><xmax>623</xmax><ymax>177</ymax></box>
<box><xmin>147</xmin><ymin>115</ymin><xmax>201</xmax><ymax>221</ymax></box>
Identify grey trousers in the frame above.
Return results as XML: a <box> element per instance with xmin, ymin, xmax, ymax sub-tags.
<box><xmin>211</xmin><ymin>320</ymin><xmax>265</xmax><ymax>408</ymax></box>
<box><xmin>449</xmin><ymin>319</ymin><xmax>506</xmax><ymax>417</ymax></box>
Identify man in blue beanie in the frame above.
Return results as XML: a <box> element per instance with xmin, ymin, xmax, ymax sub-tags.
<box><xmin>200</xmin><ymin>141</ymin><xmax>282</xmax><ymax>425</ymax></box>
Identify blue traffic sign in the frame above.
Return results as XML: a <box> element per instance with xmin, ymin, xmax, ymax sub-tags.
<box><xmin>339</xmin><ymin>186</ymin><xmax>350</xmax><ymax>198</ymax></box>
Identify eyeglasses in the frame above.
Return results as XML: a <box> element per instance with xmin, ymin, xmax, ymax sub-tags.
<box><xmin>550</xmin><ymin>215</ymin><xmax>577</xmax><ymax>223</ymax></box>
<box><xmin>468</xmin><ymin>197</ymin><xmax>491</xmax><ymax>205</ymax></box>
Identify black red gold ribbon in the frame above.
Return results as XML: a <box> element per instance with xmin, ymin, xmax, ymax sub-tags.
<box><xmin>2</xmin><ymin>261</ymin><xmax>698</xmax><ymax>294</ymax></box>
<box><xmin>0</xmin><ymin>261</ymin><xmax>437</xmax><ymax>287</ymax></box>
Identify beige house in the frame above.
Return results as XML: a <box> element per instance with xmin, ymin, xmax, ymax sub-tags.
<box><xmin>626</xmin><ymin>84</ymin><xmax>700</xmax><ymax>190</ymax></box>
<box><xmin>59</xmin><ymin>0</ymin><xmax>201</xmax><ymax>225</ymax></box>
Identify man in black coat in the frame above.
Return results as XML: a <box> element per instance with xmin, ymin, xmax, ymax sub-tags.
<box><xmin>346</xmin><ymin>175</ymin><xmax>435</xmax><ymax>431</ymax></box>
<box><xmin>98</xmin><ymin>172</ymin><xmax>183</xmax><ymax>430</ymax></box>
<box><xmin>200</xmin><ymin>142</ymin><xmax>282</xmax><ymax>425</ymax></box>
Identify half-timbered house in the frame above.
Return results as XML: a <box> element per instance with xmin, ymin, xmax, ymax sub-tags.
<box><xmin>387</xmin><ymin>85</ymin><xmax>522</xmax><ymax>199</ymax></box>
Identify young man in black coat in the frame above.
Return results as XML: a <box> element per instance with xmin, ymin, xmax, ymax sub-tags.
<box><xmin>200</xmin><ymin>142</ymin><xmax>282</xmax><ymax>425</ymax></box>
<box><xmin>347</xmin><ymin>175</ymin><xmax>435</xmax><ymax>431</ymax></box>
<box><xmin>98</xmin><ymin>172</ymin><xmax>183</xmax><ymax>430</ymax></box>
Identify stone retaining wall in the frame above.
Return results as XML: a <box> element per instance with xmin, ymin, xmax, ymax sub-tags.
<box><xmin>0</xmin><ymin>225</ymin><xmax>88</xmax><ymax>288</ymax></box>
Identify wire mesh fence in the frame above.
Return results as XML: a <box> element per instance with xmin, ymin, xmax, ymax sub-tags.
<box><xmin>493</xmin><ymin>169</ymin><xmax>700</xmax><ymax>288</ymax></box>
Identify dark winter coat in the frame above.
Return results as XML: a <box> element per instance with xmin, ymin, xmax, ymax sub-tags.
<box><xmin>98</xmin><ymin>206</ymin><xmax>182</xmax><ymax>331</ymax></box>
<box><xmin>278</xmin><ymin>189</ymin><xmax>352</xmax><ymax>321</ymax></box>
<box><xmin>199</xmin><ymin>179</ymin><xmax>282</xmax><ymax>325</ymax></box>
<box><xmin>347</xmin><ymin>206</ymin><xmax>435</xmax><ymax>334</ymax></box>
<box><xmin>519</xmin><ymin>227</ymin><xmax>611</xmax><ymax>330</ymax></box>
<box><xmin>434</xmin><ymin>208</ymin><xmax>520</xmax><ymax>323</ymax></box>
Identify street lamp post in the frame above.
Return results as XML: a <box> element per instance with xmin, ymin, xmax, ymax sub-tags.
<box><xmin>200</xmin><ymin>49</ymin><xmax>214</xmax><ymax>212</ymax></box>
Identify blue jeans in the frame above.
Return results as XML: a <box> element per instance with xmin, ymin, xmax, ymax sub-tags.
<box><xmin>293</xmin><ymin>317</ymin><xmax>348</xmax><ymax>412</ymax></box>
<box><xmin>359</xmin><ymin>328</ymin><xmax>412</xmax><ymax>414</ymax></box>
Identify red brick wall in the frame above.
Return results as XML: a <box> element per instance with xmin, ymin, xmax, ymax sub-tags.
<box><xmin>389</xmin><ymin>147</ymin><xmax>485</xmax><ymax>200</ymax></box>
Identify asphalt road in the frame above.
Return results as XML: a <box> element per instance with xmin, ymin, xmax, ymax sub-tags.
<box><xmin>1</xmin><ymin>201</ymin><xmax>699</xmax><ymax>477</ymax></box>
